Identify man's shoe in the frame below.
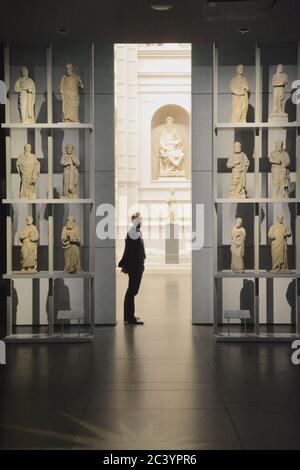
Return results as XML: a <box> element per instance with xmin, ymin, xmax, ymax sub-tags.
<box><xmin>126</xmin><ymin>316</ymin><xmax>144</xmax><ymax>325</ymax></box>
<box><xmin>124</xmin><ymin>315</ymin><xmax>140</xmax><ymax>322</ymax></box>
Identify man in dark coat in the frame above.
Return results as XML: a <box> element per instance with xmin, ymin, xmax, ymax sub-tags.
<box><xmin>118</xmin><ymin>212</ymin><xmax>146</xmax><ymax>324</ymax></box>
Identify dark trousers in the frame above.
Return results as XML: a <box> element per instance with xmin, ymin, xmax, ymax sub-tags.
<box><xmin>124</xmin><ymin>266</ymin><xmax>144</xmax><ymax>320</ymax></box>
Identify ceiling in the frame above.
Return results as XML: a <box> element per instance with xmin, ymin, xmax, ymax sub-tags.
<box><xmin>0</xmin><ymin>0</ymin><xmax>299</xmax><ymax>43</ymax></box>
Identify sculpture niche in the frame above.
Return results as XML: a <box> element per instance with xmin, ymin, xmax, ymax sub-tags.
<box><xmin>59</xmin><ymin>63</ymin><xmax>84</xmax><ymax>122</ymax></box>
<box><xmin>268</xmin><ymin>215</ymin><xmax>292</xmax><ymax>272</ymax></box>
<box><xmin>14</xmin><ymin>66</ymin><xmax>36</xmax><ymax>123</ymax></box>
<box><xmin>61</xmin><ymin>216</ymin><xmax>82</xmax><ymax>273</ymax></box>
<box><xmin>227</xmin><ymin>141</ymin><xmax>249</xmax><ymax>199</ymax></box>
<box><xmin>19</xmin><ymin>216</ymin><xmax>39</xmax><ymax>273</ymax></box>
<box><xmin>60</xmin><ymin>144</ymin><xmax>80</xmax><ymax>199</ymax></box>
<box><xmin>268</xmin><ymin>139</ymin><xmax>290</xmax><ymax>199</ymax></box>
<box><xmin>159</xmin><ymin>116</ymin><xmax>185</xmax><ymax>177</ymax></box>
<box><xmin>16</xmin><ymin>144</ymin><xmax>40</xmax><ymax>199</ymax></box>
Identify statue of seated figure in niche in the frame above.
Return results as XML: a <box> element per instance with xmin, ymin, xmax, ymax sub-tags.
<box><xmin>159</xmin><ymin>116</ymin><xmax>185</xmax><ymax>177</ymax></box>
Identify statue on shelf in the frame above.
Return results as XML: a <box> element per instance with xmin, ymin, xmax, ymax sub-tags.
<box><xmin>14</xmin><ymin>66</ymin><xmax>36</xmax><ymax>124</ymax></box>
<box><xmin>59</xmin><ymin>63</ymin><xmax>84</xmax><ymax>122</ymax></box>
<box><xmin>270</xmin><ymin>64</ymin><xmax>288</xmax><ymax>118</ymax></box>
<box><xmin>230</xmin><ymin>217</ymin><xmax>246</xmax><ymax>273</ymax></box>
<box><xmin>268</xmin><ymin>215</ymin><xmax>292</xmax><ymax>272</ymax></box>
<box><xmin>230</xmin><ymin>64</ymin><xmax>250</xmax><ymax>123</ymax></box>
<box><xmin>61</xmin><ymin>215</ymin><xmax>82</xmax><ymax>273</ymax></box>
<box><xmin>16</xmin><ymin>144</ymin><xmax>40</xmax><ymax>199</ymax></box>
<box><xmin>268</xmin><ymin>139</ymin><xmax>290</xmax><ymax>199</ymax></box>
<box><xmin>166</xmin><ymin>188</ymin><xmax>177</xmax><ymax>223</ymax></box>
<box><xmin>159</xmin><ymin>116</ymin><xmax>185</xmax><ymax>177</ymax></box>
<box><xmin>19</xmin><ymin>216</ymin><xmax>39</xmax><ymax>273</ymax></box>
<box><xmin>60</xmin><ymin>144</ymin><xmax>80</xmax><ymax>199</ymax></box>
<box><xmin>227</xmin><ymin>141</ymin><xmax>249</xmax><ymax>199</ymax></box>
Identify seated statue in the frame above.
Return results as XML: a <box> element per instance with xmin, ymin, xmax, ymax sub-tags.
<box><xmin>159</xmin><ymin>116</ymin><xmax>185</xmax><ymax>177</ymax></box>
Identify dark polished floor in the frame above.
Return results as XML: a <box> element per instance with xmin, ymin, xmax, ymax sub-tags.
<box><xmin>0</xmin><ymin>272</ymin><xmax>299</xmax><ymax>449</ymax></box>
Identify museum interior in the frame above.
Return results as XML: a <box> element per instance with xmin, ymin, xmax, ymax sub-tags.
<box><xmin>1</xmin><ymin>0</ymin><xmax>300</xmax><ymax>452</ymax></box>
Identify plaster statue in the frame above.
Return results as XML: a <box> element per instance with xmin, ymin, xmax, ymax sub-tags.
<box><xmin>159</xmin><ymin>116</ymin><xmax>185</xmax><ymax>177</ymax></box>
<box><xmin>59</xmin><ymin>63</ymin><xmax>84</xmax><ymax>122</ymax></box>
<box><xmin>268</xmin><ymin>139</ymin><xmax>290</xmax><ymax>199</ymax></box>
<box><xmin>270</xmin><ymin>64</ymin><xmax>288</xmax><ymax>118</ymax></box>
<box><xmin>61</xmin><ymin>215</ymin><xmax>81</xmax><ymax>273</ymax></box>
<box><xmin>14</xmin><ymin>66</ymin><xmax>36</xmax><ymax>123</ymax></box>
<box><xmin>230</xmin><ymin>217</ymin><xmax>246</xmax><ymax>273</ymax></box>
<box><xmin>19</xmin><ymin>216</ymin><xmax>39</xmax><ymax>273</ymax></box>
<box><xmin>227</xmin><ymin>141</ymin><xmax>249</xmax><ymax>199</ymax></box>
<box><xmin>60</xmin><ymin>144</ymin><xmax>80</xmax><ymax>199</ymax></box>
<box><xmin>16</xmin><ymin>144</ymin><xmax>40</xmax><ymax>199</ymax></box>
<box><xmin>268</xmin><ymin>215</ymin><xmax>292</xmax><ymax>272</ymax></box>
<box><xmin>230</xmin><ymin>64</ymin><xmax>250</xmax><ymax>123</ymax></box>
<box><xmin>166</xmin><ymin>188</ymin><xmax>177</xmax><ymax>223</ymax></box>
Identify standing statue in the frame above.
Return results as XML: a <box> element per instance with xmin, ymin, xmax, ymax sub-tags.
<box><xmin>60</xmin><ymin>144</ymin><xmax>80</xmax><ymax>199</ymax></box>
<box><xmin>268</xmin><ymin>139</ymin><xmax>290</xmax><ymax>199</ymax></box>
<box><xmin>19</xmin><ymin>216</ymin><xmax>39</xmax><ymax>273</ymax></box>
<box><xmin>159</xmin><ymin>116</ymin><xmax>185</xmax><ymax>177</ymax></box>
<box><xmin>16</xmin><ymin>144</ymin><xmax>40</xmax><ymax>199</ymax></box>
<box><xmin>59</xmin><ymin>63</ymin><xmax>84</xmax><ymax>122</ymax></box>
<box><xmin>61</xmin><ymin>216</ymin><xmax>81</xmax><ymax>273</ymax></box>
<box><xmin>230</xmin><ymin>64</ymin><xmax>250</xmax><ymax>123</ymax></box>
<box><xmin>230</xmin><ymin>217</ymin><xmax>246</xmax><ymax>273</ymax></box>
<box><xmin>14</xmin><ymin>66</ymin><xmax>36</xmax><ymax>123</ymax></box>
<box><xmin>166</xmin><ymin>188</ymin><xmax>177</xmax><ymax>223</ymax></box>
<box><xmin>268</xmin><ymin>215</ymin><xmax>292</xmax><ymax>272</ymax></box>
<box><xmin>227</xmin><ymin>141</ymin><xmax>249</xmax><ymax>199</ymax></box>
<box><xmin>270</xmin><ymin>64</ymin><xmax>288</xmax><ymax>118</ymax></box>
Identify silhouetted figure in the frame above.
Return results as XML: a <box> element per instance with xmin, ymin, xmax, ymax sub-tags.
<box><xmin>118</xmin><ymin>213</ymin><xmax>146</xmax><ymax>325</ymax></box>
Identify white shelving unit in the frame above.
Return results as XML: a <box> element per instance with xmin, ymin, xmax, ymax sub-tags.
<box><xmin>213</xmin><ymin>41</ymin><xmax>300</xmax><ymax>342</ymax></box>
<box><xmin>2</xmin><ymin>42</ymin><xmax>95</xmax><ymax>343</ymax></box>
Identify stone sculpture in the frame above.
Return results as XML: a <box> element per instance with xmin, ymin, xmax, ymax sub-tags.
<box><xmin>60</xmin><ymin>144</ymin><xmax>80</xmax><ymax>198</ymax></box>
<box><xmin>230</xmin><ymin>217</ymin><xmax>246</xmax><ymax>273</ymax></box>
<box><xmin>268</xmin><ymin>215</ymin><xmax>292</xmax><ymax>272</ymax></box>
<box><xmin>227</xmin><ymin>141</ymin><xmax>249</xmax><ymax>199</ymax></box>
<box><xmin>16</xmin><ymin>144</ymin><xmax>40</xmax><ymax>199</ymax></box>
<box><xmin>230</xmin><ymin>64</ymin><xmax>250</xmax><ymax>123</ymax></box>
<box><xmin>268</xmin><ymin>139</ymin><xmax>290</xmax><ymax>199</ymax></box>
<box><xmin>19</xmin><ymin>216</ymin><xmax>39</xmax><ymax>273</ymax></box>
<box><xmin>14</xmin><ymin>66</ymin><xmax>36</xmax><ymax>123</ymax></box>
<box><xmin>159</xmin><ymin>116</ymin><xmax>185</xmax><ymax>177</ymax></box>
<box><xmin>61</xmin><ymin>215</ymin><xmax>81</xmax><ymax>273</ymax></box>
<box><xmin>59</xmin><ymin>63</ymin><xmax>84</xmax><ymax>122</ymax></box>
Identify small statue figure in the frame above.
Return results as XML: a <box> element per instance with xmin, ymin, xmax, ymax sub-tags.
<box><xmin>59</xmin><ymin>63</ymin><xmax>84</xmax><ymax>122</ymax></box>
<box><xmin>230</xmin><ymin>217</ymin><xmax>246</xmax><ymax>273</ymax></box>
<box><xmin>19</xmin><ymin>216</ymin><xmax>39</xmax><ymax>273</ymax></box>
<box><xmin>61</xmin><ymin>215</ymin><xmax>81</xmax><ymax>273</ymax></box>
<box><xmin>16</xmin><ymin>144</ymin><xmax>40</xmax><ymax>199</ymax></box>
<box><xmin>268</xmin><ymin>215</ymin><xmax>292</xmax><ymax>272</ymax></box>
<box><xmin>14</xmin><ymin>66</ymin><xmax>36</xmax><ymax>123</ymax></box>
<box><xmin>159</xmin><ymin>116</ymin><xmax>185</xmax><ymax>177</ymax></box>
<box><xmin>166</xmin><ymin>188</ymin><xmax>177</xmax><ymax>223</ymax></box>
<box><xmin>60</xmin><ymin>144</ymin><xmax>80</xmax><ymax>198</ymax></box>
<box><xmin>270</xmin><ymin>64</ymin><xmax>288</xmax><ymax>118</ymax></box>
<box><xmin>268</xmin><ymin>139</ymin><xmax>290</xmax><ymax>199</ymax></box>
<box><xmin>230</xmin><ymin>64</ymin><xmax>250</xmax><ymax>123</ymax></box>
<box><xmin>227</xmin><ymin>141</ymin><xmax>249</xmax><ymax>199</ymax></box>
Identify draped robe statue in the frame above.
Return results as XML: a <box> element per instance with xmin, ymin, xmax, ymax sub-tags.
<box><xmin>230</xmin><ymin>217</ymin><xmax>246</xmax><ymax>273</ymax></box>
<box><xmin>59</xmin><ymin>63</ymin><xmax>84</xmax><ymax>122</ymax></box>
<box><xmin>227</xmin><ymin>141</ymin><xmax>249</xmax><ymax>199</ymax></box>
<box><xmin>268</xmin><ymin>215</ymin><xmax>291</xmax><ymax>272</ymax></box>
<box><xmin>19</xmin><ymin>216</ymin><xmax>39</xmax><ymax>273</ymax></box>
<box><xmin>16</xmin><ymin>144</ymin><xmax>40</xmax><ymax>199</ymax></box>
<box><xmin>268</xmin><ymin>139</ymin><xmax>290</xmax><ymax>199</ymax></box>
<box><xmin>61</xmin><ymin>216</ymin><xmax>81</xmax><ymax>273</ymax></box>
<box><xmin>270</xmin><ymin>64</ymin><xmax>288</xmax><ymax>117</ymax></box>
<box><xmin>230</xmin><ymin>64</ymin><xmax>250</xmax><ymax>123</ymax></box>
<box><xmin>14</xmin><ymin>66</ymin><xmax>36</xmax><ymax>123</ymax></box>
<box><xmin>60</xmin><ymin>144</ymin><xmax>80</xmax><ymax>198</ymax></box>
<box><xmin>159</xmin><ymin>117</ymin><xmax>185</xmax><ymax>177</ymax></box>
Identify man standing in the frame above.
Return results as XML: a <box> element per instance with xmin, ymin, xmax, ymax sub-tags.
<box><xmin>118</xmin><ymin>213</ymin><xmax>146</xmax><ymax>325</ymax></box>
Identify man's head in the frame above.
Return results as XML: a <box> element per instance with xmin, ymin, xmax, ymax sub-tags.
<box><xmin>26</xmin><ymin>215</ymin><xmax>33</xmax><ymax>226</ymax></box>
<box><xmin>233</xmin><ymin>141</ymin><xmax>242</xmax><ymax>153</ymax></box>
<box><xmin>277</xmin><ymin>214</ymin><xmax>284</xmax><ymax>224</ymax></box>
<box><xmin>235</xmin><ymin>217</ymin><xmax>243</xmax><ymax>228</ymax></box>
<box><xmin>277</xmin><ymin>64</ymin><xmax>284</xmax><ymax>73</ymax></box>
<box><xmin>24</xmin><ymin>143</ymin><xmax>31</xmax><ymax>154</ymax></box>
<box><xmin>65</xmin><ymin>144</ymin><xmax>74</xmax><ymax>154</ymax></box>
<box><xmin>131</xmin><ymin>212</ymin><xmax>142</xmax><ymax>228</ymax></box>
<box><xmin>236</xmin><ymin>64</ymin><xmax>244</xmax><ymax>75</ymax></box>
<box><xmin>65</xmin><ymin>63</ymin><xmax>74</xmax><ymax>76</ymax></box>
<box><xmin>275</xmin><ymin>139</ymin><xmax>284</xmax><ymax>152</ymax></box>
<box><xmin>20</xmin><ymin>66</ymin><xmax>29</xmax><ymax>78</ymax></box>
